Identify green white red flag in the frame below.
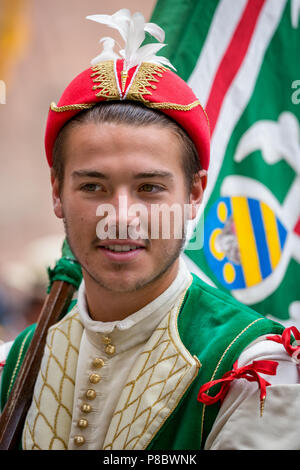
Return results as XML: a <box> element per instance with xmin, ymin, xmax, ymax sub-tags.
<box><xmin>150</xmin><ymin>0</ymin><xmax>300</xmax><ymax>327</ymax></box>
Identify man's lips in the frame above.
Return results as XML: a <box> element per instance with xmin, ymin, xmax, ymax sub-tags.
<box><xmin>97</xmin><ymin>239</ymin><xmax>147</xmax><ymax>261</ymax></box>
<box><xmin>98</xmin><ymin>239</ymin><xmax>146</xmax><ymax>248</ymax></box>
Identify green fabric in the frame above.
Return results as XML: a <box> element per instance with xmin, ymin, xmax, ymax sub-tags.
<box><xmin>146</xmin><ymin>274</ymin><xmax>284</xmax><ymax>450</ymax></box>
<box><xmin>47</xmin><ymin>239</ymin><xmax>82</xmax><ymax>293</ymax></box>
<box><xmin>1</xmin><ymin>275</ymin><xmax>283</xmax><ymax>449</ymax></box>
<box><xmin>0</xmin><ymin>323</ymin><xmax>36</xmax><ymax>412</ymax></box>
<box><xmin>148</xmin><ymin>0</ymin><xmax>219</xmax><ymax>81</ymax></box>
<box><xmin>0</xmin><ymin>299</ymin><xmax>77</xmax><ymax>413</ymax></box>
<box><xmin>150</xmin><ymin>0</ymin><xmax>300</xmax><ymax>323</ymax></box>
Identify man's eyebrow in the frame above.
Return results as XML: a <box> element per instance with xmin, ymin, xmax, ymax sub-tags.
<box><xmin>71</xmin><ymin>170</ymin><xmax>109</xmax><ymax>179</ymax></box>
<box><xmin>71</xmin><ymin>169</ymin><xmax>174</xmax><ymax>180</ymax></box>
<box><xmin>133</xmin><ymin>171</ymin><xmax>174</xmax><ymax>180</ymax></box>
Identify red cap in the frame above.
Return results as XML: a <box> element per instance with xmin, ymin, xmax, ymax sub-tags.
<box><xmin>45</xmin><ymin>59</ymin><xmax>210</xmax><ymax>169</ymax></box>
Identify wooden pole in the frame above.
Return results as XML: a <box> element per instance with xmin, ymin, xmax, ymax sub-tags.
<box><xmin>0</xmin><ymin>280</ymin><xmax>75</xmax><ymax>450</ymax></box>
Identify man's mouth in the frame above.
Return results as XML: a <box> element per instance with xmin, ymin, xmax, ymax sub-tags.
<box><xmin>97</xmin><ymin>240</ymin><xmax>147</xmax><ymax>261</ymax></box>
<box><xmin>102</xmin><ymin>244</ymin><xmax>144</xmax><ymax>252</ymax></box>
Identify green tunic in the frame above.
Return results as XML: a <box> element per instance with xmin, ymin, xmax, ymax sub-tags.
<box><xmin>0</xmin><ymin>275</ymin><xmax>283</xmax><ymax>449</ymax></box>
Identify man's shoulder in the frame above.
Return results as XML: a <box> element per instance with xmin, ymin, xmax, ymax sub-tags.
<box><xmin>0</xmin><ymin>299</ymin><xmax>79</xmax><ymax>412</ymax></box>
<box><xmin>179</xmin><ymin>273</ymin><xmax>284</xmax><ymax>351</ymax></box>
<box><xmin>47</xmin><ymin>299</ymin><xmax>80</xmax><ymax>332</ymax></box>
<box><xmin>187</xmin><ymin>273</ymin><xmax>273</xmax><ymax>320</ymax></box>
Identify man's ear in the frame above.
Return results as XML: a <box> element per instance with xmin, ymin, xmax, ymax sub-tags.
<box><xmin>50</xmin><ymin>169</ymin><xmax>64</xmax><ymax>219</ymax></box>
<box><xmin>188</xmin><ymin>170</ymin><xmax>207</xmax><ymax>220</ymax></box>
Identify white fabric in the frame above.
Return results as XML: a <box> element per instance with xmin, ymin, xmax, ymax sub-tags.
<box><xmin>68</xmin><ymin>257</ymin><xmax>192</xmax><ymax>449</ymax></box>
<box><xmin>77</xmin><ymin>257</ymin><xmax>191</xmax><ymax>335</ymax></box>
<box><xmin>1</xmin><ymin>255</ymin><xmax>300</xmax><ymax>449</ymax></box>
<box><xmin>205</xmin><ymin>336</ymin><xmax>300</xmax><ymax>450</ymax></box>
<box><xmin>205</xmin><ymin>382</ymin><xmax>300</xmax><ymax>450</ymax></box>
<box><xmin>0</xmin><ymin>340</ymin><xmax>13</xmax><ymax>383</ymax></box>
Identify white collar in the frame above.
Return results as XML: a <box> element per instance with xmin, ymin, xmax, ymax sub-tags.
<box><xmin>77</xmin><ymin>256</ymin><xmax>192</xmax><ymax>337</ymax></box>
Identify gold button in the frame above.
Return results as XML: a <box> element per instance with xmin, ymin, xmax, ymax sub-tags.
<box><xmin>102</xmin><ymin>336</ymin><xmax>112</xmax><ymax>345</ymax></box>
<box><xmin>89</xmin><ymin>373</ymin><xmax>101</xmax><ymax>384</ymax></box>
<box><xmin>77</xmin><ymin>418</ymin><xmax>88</xmax><ymax>429</ymax></box>
<box><xmin>81</xmin><ymin>403</ymin><xmax>92</xmax><ymax>413</ymax></box>
<box><xmin>92</xmin><ymin>357</ymin><xmax>105</xmax><ymax>368</ymax></box>
<box><xmin>86</xmin><ymin>389</ymin><xmax>97</xmax><ymax>400</ymax></box>
<box><xmin>105</xmin><ymin>344</ymin><xmax>116</xmax><ymax>355</ymax></box>
<box><xmin>74</xmin><ymin>435</ymin><xmax>85</xmax><ymax>446</ymax></box>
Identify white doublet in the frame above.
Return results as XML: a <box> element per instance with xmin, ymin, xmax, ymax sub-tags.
<box><xmin>68</xmin><ymin>258</ymin><xmax>192</xmax><ymax>449</ymax></box>
<box><xmin>1</xmin><ymin>257</ymin><xmax>300</xmax><ymax>449</ymax></box>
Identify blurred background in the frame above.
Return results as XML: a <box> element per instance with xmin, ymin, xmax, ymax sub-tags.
<box><xmin>1</xmin><ymin>0</ymin><xmax>299</xmax><ymax>341</ymax></box>
<box><xmin>0</xmin><ymin>0</ymin><xmax>156</xmax><ymax>340</ymax></box>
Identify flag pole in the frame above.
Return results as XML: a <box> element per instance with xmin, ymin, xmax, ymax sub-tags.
<box><xmin>0</xmin><ymin>240</ymin><xmax>82</xmax><ymax>450</ymax></box>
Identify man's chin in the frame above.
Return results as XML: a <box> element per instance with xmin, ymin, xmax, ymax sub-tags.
<box><xmin>85</xmin><ymin>274</ymin><xmax>151</xmax><ymax>294</ymax></box>
<box><xmin>78</xmin><ymin>239</ymin><xmax>184</xmax><ymax>293</ymax></box>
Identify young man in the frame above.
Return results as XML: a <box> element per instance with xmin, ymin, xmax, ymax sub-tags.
<box><xmin>1</xmin><ymin>9</ymin><xmax>300</xmax><ymax>450</ymax></box>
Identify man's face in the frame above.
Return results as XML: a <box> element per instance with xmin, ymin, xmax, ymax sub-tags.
<box><xmin>51</xmin><ymin>121</ymin><xmax>204</xmax><ymax>293</ymax></box>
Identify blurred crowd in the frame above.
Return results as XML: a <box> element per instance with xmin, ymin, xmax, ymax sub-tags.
<box><xmin>0</xmin><ymin>234</ymin><xmax>64</xmax><ymax>342</ymax></box>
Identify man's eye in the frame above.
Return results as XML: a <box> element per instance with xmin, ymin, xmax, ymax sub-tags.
<box><xmin>139</xmin><ymin>184</ymin><xmax>164</xmax><ymax>193</ymax></box>
<box><xmin>80</xmin><ymin>183</ymin><xmax>103</xmax><ymax>192</ymax></box>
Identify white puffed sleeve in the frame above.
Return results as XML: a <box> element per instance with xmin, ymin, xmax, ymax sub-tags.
<box><xmin>205</xmin><ymin>336</ymin><xmax>300</xmax><ymax>450</ymax></box>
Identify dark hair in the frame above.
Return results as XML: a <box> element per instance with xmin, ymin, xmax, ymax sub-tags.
<box><xmin>52</xmin><ymin>101</ymin><xmax>201</xmax><ymax>192</ymax></box>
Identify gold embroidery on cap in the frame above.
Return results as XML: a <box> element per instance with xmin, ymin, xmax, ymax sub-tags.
<box><xmin>147</xmin><ymin>100</ymin><xmax>200</xmax><ymax>111</ymax></box>
<box><xmin>91</xmin><ymin>60</ymin><xmax>119</xmax><ymax>99</ymax></box>
<box><xmin>50</xmin><ymin>102</ymin><xmax>95</xmax><ymax>112</ymax></box>
<box><xmin>148</xmin><ymin>100</ymin><xmax>210</xmax><ymax>130</ymax></box>
<box><xmin>126</xmin><ymin>62</ymin><xmax>209</xmax><ymax>127</ymax></box>
<box><xmin>126</xmin><ymin>62</ymin><xmax>165</xmax><ymax>102</ymax></box>
<box><xmin>49</xmin><ymin>59</ymin><xmax>210</xmax><ymax>132</ymax></box>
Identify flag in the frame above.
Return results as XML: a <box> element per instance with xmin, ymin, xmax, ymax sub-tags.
<box><xmin>150</xmin><ymin>0</ymin><xmax>300</xmax><ymax>327</ymax></box>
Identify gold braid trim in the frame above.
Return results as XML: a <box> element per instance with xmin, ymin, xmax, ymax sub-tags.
<box><xmin>147</xmin><ymin>99</ymin><xmax>210</xmax><ymax>129</ymax></box>
<box><xmin>126</xmin><ymin>62</ymin><xmax>210</xmax><ymax>127</ymax></box>
<box><xmin>145</xmin><ymin>99</ymin><xmax>200</xmax><ymax>110</ymax></box>
<box><xmin>50</xmin><ymin>99</ymin><xmax>203</xmax><ymax>113</ymax></box>
<box><xmin>50</xmin><ymin>102</ymin><xmax>95</xmax><ymax>112</ymax></box>
<box><xmin>199</xmin><ymin>317</ymin><xmax>265</xmax><ymax>447</ymax></box>
<box><xmin>91</xmin><ymin>60</ymin><xmax>119</xmax><ymax>99</ymax></box>
<box><xmin>7</xmin><ymin>329</ymin><xmax>32</xmax><ymax>400</ymax></box>
<box><xmin>126</xmin><ymin>62</ymin><xmax>165</xmax><ymax>99</ymax></box>
<box><xmin>141</xmin><ymin>98</ymin><xmax>210</xmax><ymax>130</ymax></box>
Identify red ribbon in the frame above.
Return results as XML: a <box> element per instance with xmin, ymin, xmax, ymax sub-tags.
<box><xmin>197</xmin><ymin>359</ymin><xmax>278</xmax><ymax>407</ymax></box>
<box><xmin>0</xmin><ymin>361</ymin><xmax>5</xmax><ymax>368</ymax></box>
<box><xmin>267</xmin><ymin>326</ymin><xmax>300</xmax><ymax>362</ymax></box>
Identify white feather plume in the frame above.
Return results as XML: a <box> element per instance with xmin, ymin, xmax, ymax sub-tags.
<box><xmin>86</xmin><ymin>9</ymin><xmax>176</xmax><ymax>70</ymax></box>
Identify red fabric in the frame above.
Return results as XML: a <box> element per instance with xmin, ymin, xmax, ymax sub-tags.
<box><xmin>197</xmin><ymin>359</ymin><xmax>278</xmax><ymax>406</ymax></box>
<box><xmin>0</xmin><ymin>361</ymin><xmax>5</xmax><ymax>368</ymax></box>
<box><xmin>294</xmin><ymin>217</ymin><xmax>300</xmax><ymax>236</ymax></box>
<box><xmin>267</xmin><ymin>326</ymin><xmax>300</xmax><ymax>362</ymax></box>
<box><xmin>44</xmin><ymin>59</ymin><xmax>210</xmax><ymax>170</ymax></box>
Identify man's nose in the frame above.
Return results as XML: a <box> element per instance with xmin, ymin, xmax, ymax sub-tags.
<box><xmin>113</xmin><ymin>192</ymin><xmax>135</xmax><ymax>226</ymax></box>
<box><xmin>107</xmin><ymin>192</ymin><xmax>141</xmax><ymax>238</ymax></box>
<box><xmin>96</xmin><ymin>189</ymin><xmax>149</xmax><ymax>240</ymax></box>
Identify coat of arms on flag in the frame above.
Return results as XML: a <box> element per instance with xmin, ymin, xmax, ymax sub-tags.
<box><xmin>150</xmin><ymin>0</ymin><xmax>300</xmax><ymax>327</ymax></box>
